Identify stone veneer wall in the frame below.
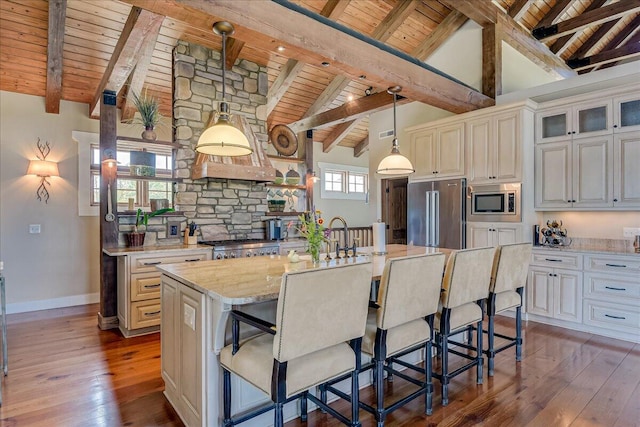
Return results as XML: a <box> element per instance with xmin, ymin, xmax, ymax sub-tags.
<box><xmin>172</xmin><ymin>40</ymin><xmax>271</xmax><ymax>241</ymax></box>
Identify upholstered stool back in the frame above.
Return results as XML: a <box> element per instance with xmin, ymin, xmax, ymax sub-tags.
<box><xmin>274</xmin><ymin>262</ymin><xmax>372</xmax><ymax>363</ymax></box>
<box><xmin>490</xmin><ymin>243</ymin><xmax>532</xmax><ymax>295</ymax></box>
<box><xmin>376</xmin><ymin>253</ymin><xmax>446</xmax><ymax>331</ymax></box>
<box><xmin>441</xmin><ymin>247</ymin><xmax>497</xmax><ymax>309</ymax></box>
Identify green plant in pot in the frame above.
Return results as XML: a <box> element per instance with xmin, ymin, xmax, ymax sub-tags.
<box><xmin>130</xmin><ymin>89</ymin><xmax>163</xmax><ymax>141</ymax></box>
<box><xmin>126</xmin><ymin>207</ymin><xmax>175</xmax><ymax>247</ymax></box>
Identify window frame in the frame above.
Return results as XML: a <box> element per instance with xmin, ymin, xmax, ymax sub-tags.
<box><xmin>318</xmin><ymin>162</ymin><xmax>369</xmax><ymax>201</ymax></box>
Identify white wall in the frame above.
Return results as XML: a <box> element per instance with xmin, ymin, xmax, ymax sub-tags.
<box><xmin>0</xmin><ymin>91</ymin><xmax>170</xmax><ymax>313</ymax></box>
<box><xmin>537</xmin><ymin>212</ymin><xmax>640</xmax><ymax>239</ymax></box>
<box><xmin>312</xmin><ymin>145</ymin><xmax>370</xmax><ymax>226</ymax></box>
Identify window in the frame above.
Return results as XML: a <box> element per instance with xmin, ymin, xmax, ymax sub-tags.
<box><xmin>318</xmin><ymin>162</ymin><xmax>368</xmax><ymax>201</ymax></box>
<box><xmin>89</xmin><ymin>144</ymin><xmax>173</xmax><ymax>208</ymax></box>
<box><xmin>90</xmin><ymin>143</ymin><xmax>173</xmax><ymax>209</ymax></box>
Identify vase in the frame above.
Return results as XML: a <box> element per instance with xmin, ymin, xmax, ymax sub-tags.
<box><xmin>308</xmin><ymin>242</ymin><xmax>321</xmax><ymax>265</ymax></box>
<box><xmin>125</xmin><ymin>232</ymin><xmax>146</xmax><ymax>247</ymax></box>
<box><xmin>141</xmin><ymin>126</ymin><xmax>157</xmax><ymax>141</ymax></box>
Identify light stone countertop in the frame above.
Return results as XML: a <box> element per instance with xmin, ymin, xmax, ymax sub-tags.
<box><xmin>157</xmin><ymin>244</ymin><xmax>452</xmax><ymax>305</ymax></box>
<box><xmin>103</xmin><ymin>244</ymin><xmax>212</xmax><ymax>256</ymax></box>
<box><xmin>533</xmin><ymin>238</ymin><xmax>638</xmax><ymax>257</ymax></box>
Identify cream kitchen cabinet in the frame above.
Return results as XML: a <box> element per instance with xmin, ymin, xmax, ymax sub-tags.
<box><xmin>467</xmin><ymin>110</ymin><xmax>521</xmax><ymax>184</ymax></box>
<box><xmin>534</xmin><ymin>135</ymin><xmax>613</xmax><ymax>210</ymax></box>
<box><xmin>613</xmin><ymin>93</ymin><xmax>640</xmax><ymax>133</ymax></box>
<box><xmin>467</xmin><ymin>222</ymin><xmax>520</xmax><ymax>248</ymax></box>
<box><xmin>535</xmin><ymin>99</ymin><xmax>613</xmax><ymax>143</ymax></box>
<box><xmin>161</xmin><ymin>275</ymin><xmax>206</xmax><ymax>427</ymax></box>
<box><xmin>117</xmin><ymin>248</ymin><xmax>210</xmax><ymax>337</ymax></box>
<box><xmin>613</xmin><ymin>131</ymin><xmax>640</xmax><ymax>208</ymax></box>
<box><xmin>527</xmin><ymin>251</ymin><xmax>583</xmax><ymax>324</ymax></box>
<box><xmin>409</xmin><ymin>122</ymin><xmax>464</xmax><ymax>180</ymax></box>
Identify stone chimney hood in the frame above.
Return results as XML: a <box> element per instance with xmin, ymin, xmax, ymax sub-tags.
<box><xmin>191</xmin><ymin>116</ymin><xmax>276</xmax><ymax>182</ymax></box>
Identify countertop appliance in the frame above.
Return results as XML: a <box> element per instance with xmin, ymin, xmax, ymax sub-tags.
<box><xmin>467</xmin><ymin>182</ymin><xmax>521</xmax><ymax>223</ymax></box>
<box><xmin>200</xmin><ymin>240</ymin><xmax>280</xmax><ymax>260</ymax></box>
<box><xmin>266</xmin><ymin>218</ymin><xmax>287</xmax><ymax>240</ymax></box>
<box><xmin>407</xmin><ymin>178</ymin><xmax>466</xmax><ymax>249</ymax></box>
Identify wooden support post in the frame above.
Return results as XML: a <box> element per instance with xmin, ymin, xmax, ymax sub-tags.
<box><xmin>99</xmin><ymin>90</ymin><xmax>120</xmax><ymax>330</ymax></box>
<box><xmin>305</xmin><ymin>130</ymin><xmax>314</xmax><ymax>212</ymax></box>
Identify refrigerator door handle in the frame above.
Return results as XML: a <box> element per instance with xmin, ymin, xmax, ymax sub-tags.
<box><xmin>433</xmin><ymin>191</ymin><xmax>440</xmax><ymax>247</ymax></box>
<box><xmin>425</xmin><ymin>191</ymin><xmax>431</xmax><ymax>246</ymax></box>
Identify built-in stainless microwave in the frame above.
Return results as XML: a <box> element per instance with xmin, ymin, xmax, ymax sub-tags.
<box><xmin>467</xmin><ymin>183</ymin><xmax>521</xmax><ymax>223</ymax></box>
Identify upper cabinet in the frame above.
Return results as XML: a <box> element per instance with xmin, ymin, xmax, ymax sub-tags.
<box><xmin>409</xmin><ymin>122</ymin><xmax>464</xmax><ymax>181</ymax></box>
<box><xmin>535</xmin><ymin>99</ymin><xmax>613</xmax><ymax>143</ymax></box>
<box><xmin>534</xmin><ymin>85</ymin><xmax>640</xmax><ymax>210</ymax></box>
<box><xmin>613</xmin><ymin>93</ymin><xmax>640</xmax><ymax>133</ymax></box>
<box><xmin>467</xmin><ymin>110</ymin><xmax>521</xmax><ymax>184</ymax></box>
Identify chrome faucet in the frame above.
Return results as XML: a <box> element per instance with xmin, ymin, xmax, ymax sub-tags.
<box><xmin>328</xmin><ymin>216</ymin><xmax>356</xmax><ymax>258</ymax></box>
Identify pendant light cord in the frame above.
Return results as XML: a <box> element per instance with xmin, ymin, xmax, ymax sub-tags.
<box><xmin>221</xmin><ymin>31</ymin><xmax>227</xmax><ymax>101</ymax></box>
<box><xmin>392</xmin><ymin>92</ymin><xmax>398</xmax><ymax>148</ymax></box>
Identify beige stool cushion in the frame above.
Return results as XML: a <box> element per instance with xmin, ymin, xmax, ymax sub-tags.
<box><xmin>494</xmin><ymin>290</ymin><xmax>522</xmax><ymax>313</ymax></box>
<box><xmin>441</xmin><ymin>247</ymin><xmax>496</xmax><ymax>310</ymax></box>
<box><xmin>435</xmin><ymin>302</ymin><xmax>483</xmax><ymax>332</ymax></box>
<box><xmin>221</xmin><ymin>333</ymin><xmax>357</xmax><ymax>398</ymax></box>
<box><xmin>362</xmin><ymin>316</ymin><xmax>431</xmax><ymax>357</ymax></box>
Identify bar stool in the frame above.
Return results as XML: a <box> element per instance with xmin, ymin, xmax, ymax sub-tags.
<box><xmin>357</xmin><ymin>253</ymin><xmax>446</xmax><ymax>426</ymax></box>
<box><xmin>433</xmin><ymin>247</ymin><xmax>496</xmax><ymax>406</ymax></box>
<box><xmin>485</xmin><ymin>243</ymin><xmax>532</xmax><ymax>376</ymax></box>
<box><xmin>220</xmin><ymin>262</ymin><xmax>372</xmax><ymax>427</ymax></box>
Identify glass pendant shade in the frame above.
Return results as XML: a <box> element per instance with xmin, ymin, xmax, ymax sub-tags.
<box><xmin>376</xmin><ymin>86</ymin><xmax>414</xmax><ymax>175</ymax></box>
<box><xmin>376</xmin><ymin>140</ymin><xmax>414</xmax><ymax>175</ymax></box>
<box><xmin>195</xmin><ymin>21</ymin><xmax>253</xmax><ymax>157</ymax></box>
<box><xmin>196</xmin><ymin>103</ymin><xmax>252</xmax><ymax>156</ymax></box>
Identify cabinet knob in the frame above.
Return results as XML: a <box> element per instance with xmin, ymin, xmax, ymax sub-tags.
<box><xmin>613</xmin><ymin>124</ymin><xmax>618</xmax><ymax>128</ymax></box>
<box><xmin>613</xmin><ymin>198</ymin><xmax>618</xmax><ymax>202</ymax></box>
<box><xmin>567</xmin><ymin>132</ymin><xmax>571</xmax><ymax>135</ymax></box>
<box><xmin>572</xmin><ymin>131</ymin><xmax>576</xmax><ymax>134</ymax></box>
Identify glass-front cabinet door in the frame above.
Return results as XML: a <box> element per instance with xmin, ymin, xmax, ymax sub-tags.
<box><xmin>536</xmin><ymin>106</ymin><xmax>570</xmax><ymax>142</ymax></box>
<box><xmin>614</xmin><ymin>94</ymin><xmax>640</xmax><ymax>133</ymax></box>
<box><xmin>573</xmin><ymin>100</ymin><xmax>612</xmax><ymax>138</ymax></box>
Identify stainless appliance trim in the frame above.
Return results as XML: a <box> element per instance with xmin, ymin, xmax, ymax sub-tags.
<box><xmin>201</xmin><ymin>240</ymin><xmax>280</xmax><ymax>260</ymax></box>
<box><xmin>467</xmin><ymin>182</ymin><xmax>521</xmax><ymax>223</ymax></box>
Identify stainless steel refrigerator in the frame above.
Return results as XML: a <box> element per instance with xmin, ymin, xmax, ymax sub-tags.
<box><xmin>407</xmin><ymin>178</ymin><xmax>466</xmax><ymax>249</ymax></box>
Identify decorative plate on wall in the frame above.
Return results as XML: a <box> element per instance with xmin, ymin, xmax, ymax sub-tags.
<box><xmin>269</xmin><ymin>124</ymin><xmax>298</xmax><ymax>156</ymax></box>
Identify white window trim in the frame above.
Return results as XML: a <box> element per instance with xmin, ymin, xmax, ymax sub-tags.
<box><xmin>318</xmin><ymin>162</ymin><xmax>369</xmax><ymax>201</ymax></box>
<box><xmin>74</xmin><ymin>130</ymin><xmax>99</xmax><ymax>217</ymax></box>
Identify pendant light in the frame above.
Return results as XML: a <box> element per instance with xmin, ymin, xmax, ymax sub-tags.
<box><xmin>376</xmin><ymin>86</ymin><xmax>414</xmax><ymax>175</ymax></box>
<box><xmin>195</xmin><ymin>21</ymin><xmax>253</xmax><ymax>157</ymax></box>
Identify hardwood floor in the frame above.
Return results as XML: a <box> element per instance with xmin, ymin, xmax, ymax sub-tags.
<box><xmin>0</xmin><ymin>304</ymin><xmax>638</xmax><ymax>426</ymax></box>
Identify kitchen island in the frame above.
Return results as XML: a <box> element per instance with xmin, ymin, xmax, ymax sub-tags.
<box><xmin>156</xmin><ymin>244</ymin><xmax>451</xmax><ymax>427</ymax></box>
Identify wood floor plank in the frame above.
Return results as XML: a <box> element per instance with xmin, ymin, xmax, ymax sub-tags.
<box><xmin>1</xmin><ymin>306</ymin><xmax>639</xmax><ymax>427</ymax></box>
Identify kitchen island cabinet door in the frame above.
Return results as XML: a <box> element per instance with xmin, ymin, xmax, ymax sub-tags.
<box><xmin>162</xmin><ymin>278</ymin><xmax>179</xmax><ymax>392</ymax></box>
<box><xmin>527</xmin><ymin>267</ymin><xmax>554</xmax><ymax>318</ymax></box>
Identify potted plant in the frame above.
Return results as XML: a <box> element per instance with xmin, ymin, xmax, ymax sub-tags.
<box><xmin>130</xmin><ymin>89</ymin><xmax>163</xmax><ymax>141</ymax></box>
<box><xmin>126</xmin><ymin>207</ymin><xmax>175</xmax><ymax>247</ymax></box>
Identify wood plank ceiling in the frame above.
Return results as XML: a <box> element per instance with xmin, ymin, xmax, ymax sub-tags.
<box><xmin>1</xmin><ymin>0</ymin><xmax>638</xmax><ymax>156</ymax></box>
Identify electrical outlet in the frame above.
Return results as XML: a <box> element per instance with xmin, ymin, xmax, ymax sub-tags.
<box><xmin>29</xmin><ymin>224</ymin><xmax>41</xmax><ymax>234</ymax></box>
<box><xmin>623</xmin><ymin>227</ymin><xmax>640</xmax><ymax>237</ymax></box>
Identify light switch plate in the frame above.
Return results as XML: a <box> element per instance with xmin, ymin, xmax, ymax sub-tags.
<box><xmin>29</xmin><ymin>224</ymin><xmax>41</xmax><ymax>234</ymax></box>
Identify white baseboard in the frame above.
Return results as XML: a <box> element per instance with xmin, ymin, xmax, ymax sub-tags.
<box><xmin>6</xmin><ymin>292</ymin><xmax>99</xmax><ymax>314</ymax></box>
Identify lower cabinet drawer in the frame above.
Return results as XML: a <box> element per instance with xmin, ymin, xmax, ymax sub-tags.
<box><xmin>130</xmin><ymin>300</ymin><xmax>161</xmax><ymax>329</ymax></box>
<box><xmin>583</xmin><ymin>299</ymin><xmax>640</xmax><ymax>333</ymax></box>
<box><xmin>584</xmin><ymin>273</ymin><xmax>640</xmax><ymax>301</ymax></box>
<box><xmin>131</xmin><ymin>272</ymin><xmax>162</xmax><ymax>302</ymax></box>
<box><xmin>531</xmin><ymin>251</ymin><xmax>582</xmax><ymax>269</ymax></box>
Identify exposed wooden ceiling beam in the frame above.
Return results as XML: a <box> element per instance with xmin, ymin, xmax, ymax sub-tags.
<box><xmin>533</xmin><ymin>0</ymin><xmax>640</xmax><ymax>42</ymax></box>
<box><xmin>482</xmin><ymin>24</ymin><xmax>502</xmax><ymax>98</ymax></box>
<box><xmin>536</xmin><ymin>0</ymin><xmax>573</xmax><ymax>28</ymax></box>
<box><xmin>353</xmin><ymin>135</ymin><xmax>369</xmax><ymax>158</ymax></box>
<box><xmin>322</xmin><ymin>119</ymin><xmax>362</xmax><ymax>152</ymax></box>
<box><xmin>441</xmin><ymin>0</ymin><xmax>496</xmax><ymax>27</ymax></box>
<box><xmin>569</xmin><ymin>18</ymin><xmax>621</xmax><ymax>60</ymax></box>
<box><xmin>159</xmin><ymin>0</ymin><xmax>492</xmax><ymax>114</ymax></box>
<box><xmin>497</xmin><ymin>13</ymin><xmax>576</xmax><ymax>79</ymax></box>
<box><xmin>288</xmin><ymin>91</ymin><xmax>409</xmax><ymax>133</ymax></box>
<box><xmin>411</xmin><ymin>10</ymin><xmax>468</xmax><ymax>60</ymax></box>
<box><xmin>370</xmin><ymin>0</ymin><xmax>417</xmax><ymax>40</ymax></box>
<box><xmin>225</xmin><ymin>37</ymin><xmax>245</xmax><ymax>69</ymax></box>
<box><xmin>266</xmin><ymin>59</ymin><xmax>306</xmax><ymax>118</ymax></box>
<box><xmin>90</xmin><ymin>7</ymin><xmax>164</xmax><ymax>118</ymax></box>
<box><xmin>303</xmin><ymin>76</ymin><xmax>351</xmax><ymax>119</ymax></box>
<box><xmin>508</xmin><ymin>0</ymin><xmax>531</xmax><ymax>21</ymax></box>
<box><xmin>45</xmin><ymin>0</ymin><xmax>66</xmax><ymax>114</ymax></box>
<box><xmin>320</xmin><ymin>0</ymin><xmax>350</xmax><ymax>19</ymax></box>
<box><xmin>549</xmin><ymin>0</ymin><xmax>609</xmax><ymax>54</ymax></box>
<box><xmin>120</xmin><ymin>15</ymin><xmax>162</xmax><ymax>122</ymax></box>
<box><xmin>577</xmin><ymin>14</ymin><xmax>640</xmax><ymax>72</ymax></box>
<box><xmin>568</xmin><ymin>38</ymin><xmax>640</xmax><ymax>70</ymax></box>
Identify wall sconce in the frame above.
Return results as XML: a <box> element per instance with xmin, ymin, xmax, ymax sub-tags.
<box><xmin>101</xmin><ymin>148</ymin><xmax>118</xmax><ymax>169</ymax></box>
<box><xmin>27</xmin><ymin>138</ymin><xmax>59</xmax><ymax>203</ymax></box>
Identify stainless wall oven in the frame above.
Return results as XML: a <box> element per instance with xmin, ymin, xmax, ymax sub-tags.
<box><xmin>467</xmin><ymin>183</ymin><xmax>521</xmax><ymax>222</ymax></box>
